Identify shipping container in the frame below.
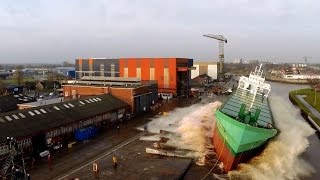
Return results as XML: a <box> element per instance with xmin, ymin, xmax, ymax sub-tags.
<box><xmin>74</xmin><ymin>125</ymin><xmax>98</xmax><ymax>141</ymax></box>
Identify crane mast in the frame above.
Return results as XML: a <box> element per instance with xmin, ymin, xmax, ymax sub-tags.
<box><xmin>302</xmin><ymin>56</ymin><xmax>311</xmax><ymax>64</ymax></box>
<box><xmin>203</xmin><ymin>34</ymin><xmax>227</xmax><ymax>78</ymax></box>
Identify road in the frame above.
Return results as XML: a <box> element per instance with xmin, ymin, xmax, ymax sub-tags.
<box><xmin>56</xmin><ymin>131</ymin><xmax>147</xmax><ymax>180</ymax></box>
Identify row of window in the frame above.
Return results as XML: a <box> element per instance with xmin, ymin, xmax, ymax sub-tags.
<box><xmin>46</xmin><ymin>112</ymin><xmax>115</xmax><ymax>138</ymax></box>
<box><xmin>0</xmin><ymin>139</ymin><xmax>32</xmax><ymax>153</ymax></box>
<box><xmin>0</xmin><ymin>111</ymin><xmax>124</xmax><ymax>154</ymax></box>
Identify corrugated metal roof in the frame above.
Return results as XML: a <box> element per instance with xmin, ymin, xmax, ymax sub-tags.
<box><xmin>0</xmin><ymin>94</ymin><xmax>128</xmax><ymax>143</ymax></box>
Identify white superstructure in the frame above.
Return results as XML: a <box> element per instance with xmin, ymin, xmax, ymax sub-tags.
<box><xmin>237</xmin><ymin>64</ymin><xmax>271</xmax><ymax>110</ymax></box>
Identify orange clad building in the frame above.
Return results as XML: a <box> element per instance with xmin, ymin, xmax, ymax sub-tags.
<box><xmin>75</xmin><ymin>58</ymin><xmax>193</xmax><ymax>98</ymax></box>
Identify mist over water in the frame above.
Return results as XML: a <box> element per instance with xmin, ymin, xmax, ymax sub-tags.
<box><xmin>139</xmin><ymin>101</ymin><xmax>221</xmax><ymax>164</ymax></box>
<box><xmin>230</xmin><ymin>95</ymin><xmax>316</xmax><ymax>180</ymax></box>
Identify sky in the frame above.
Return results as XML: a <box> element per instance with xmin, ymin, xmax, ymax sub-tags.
<box><xmin>0</xmin><ymin>0</ymin><xmax>319</xmax><ymax>64</ymax></box>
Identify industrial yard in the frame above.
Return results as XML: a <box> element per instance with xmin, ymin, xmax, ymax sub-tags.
<box><xmin>27</xmin><ymin>99</ymin><xmax>215</xmax><ymax>180</ymax></box>
<box><xmin>1</xmin><ymin>57</ymin><xmax>319</xmax><ymax>179</ymax></box>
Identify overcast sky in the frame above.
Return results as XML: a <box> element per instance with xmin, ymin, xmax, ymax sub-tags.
<box><xmin>0</xmin><ymin>0</ymin><xmax>319</xmax><ymax>64</ymax></box>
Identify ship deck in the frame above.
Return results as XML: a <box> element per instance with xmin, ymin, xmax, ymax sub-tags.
<box><xmin>220</xmin><ymin>88</ymin><xmax>273</xmax><ymax>127</ymax></box>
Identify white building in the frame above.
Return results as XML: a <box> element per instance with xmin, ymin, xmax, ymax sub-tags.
<box><xmin>283</xmin><ymin>74</ymin><xmax>320</xmax><ymax>80</ymax></box>
<box><xmin>191</xmin><ymin>61</ymin><xmax>218</xmax><ymax>80</ymax></box>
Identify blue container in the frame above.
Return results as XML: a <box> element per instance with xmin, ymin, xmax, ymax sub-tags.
<box><xmin>67</xmin><ymin>70</ymin><xmax>76</xmax><ymax>79</ymax></box>
<box><xmin>74</xmin><ymin>125</ymin><xmax>98</xmax><ymax>141</ymax></box>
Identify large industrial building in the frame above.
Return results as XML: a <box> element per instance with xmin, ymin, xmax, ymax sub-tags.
<box><xmin>75</xmin><ymin>58</ymin><xmax>193</xmax><ymax>98</ymax></box>
<box><xmin>191</xmin><ymin>61</ymin><xmax>218</xmax><ymax>80</ymax></box>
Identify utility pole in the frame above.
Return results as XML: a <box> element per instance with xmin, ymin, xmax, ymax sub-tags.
<box><xmin>203</xmin><ymin>34</ymin><xmax>227</xmax><ymax>78</ymax></box>
<box><xmin>302</xmin><ymin>56</ymin><xmax>312</xmax><ymax>65</ymax></box>
<box><xmin>314</xmin><ymin>88</ymin><xmax>317</xmax><ymax>106</ymax></box>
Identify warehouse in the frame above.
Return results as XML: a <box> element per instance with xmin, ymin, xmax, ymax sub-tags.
<box><xmin>0</xmin><ymin>94</ymin><xmax>129</xmax><ymax>158</ymax></box>
<box><xmin>75</xmin><ymin>58</ymin><xmax>193</xmax><ymax>98</ymax></box>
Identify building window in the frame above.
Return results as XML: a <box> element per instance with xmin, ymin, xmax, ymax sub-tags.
<box><xmin>124</xmin><ymin>68</ymin><xmax>128</xmax><ymax>77</ymax></box>
<box><xmin>150</xmin><ymin>68</ymin><xmax>155</xmax><ymax>80</ymax></box>
<box><xmin>111</xmin><ymin>64</ymin><xmax>115</xmax><ymax>77</ymax></box>
<box><xmin>100</xmin><ymin>64</ymin><xmax>105</xmax><ymax>77</ymax></box>
<box><xmin>136</xmin><ymin>68</ymin><xmax>141</xmax><ymax>79</ymax></box>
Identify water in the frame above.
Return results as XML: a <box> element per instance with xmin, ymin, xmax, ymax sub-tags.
<box><xmin>229</xmin><ymin>82</ymin><xmax>316</xmax><ymax>179</ymax></box>
<box><xmin>140</xmin><ymin>101</ymin><xmax>221</xmax><ymax>165</ymax></box>
<box><xmin>229</xmin><ymin>82</ymin><xmax>319</xmax><ymax>180</ymax></box>
<box><xmin>269</xmin><ymin>82</ymin><xmax>320</xmax><ymax>180</ymax></box>
<box><xmin>140</xmin><ymin>82</ymin><xmax>320</xmax><ymax>179</ymax></box>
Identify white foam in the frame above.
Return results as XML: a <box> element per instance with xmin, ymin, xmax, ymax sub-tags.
<box><xmin>229</xmin><ymin>95</ymin><xmax>316</xmax><ymax>180</ymax></box>
<box><xmin>140</xmin><ymin>101</ymin><xmax>221</xmax><ymax>165</ymax></box>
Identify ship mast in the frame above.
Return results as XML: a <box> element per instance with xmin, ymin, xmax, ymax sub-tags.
<box><xmin>249</xmin><ymin>64</ymin><xmax>262</xmax><ymax>111</ymax></box>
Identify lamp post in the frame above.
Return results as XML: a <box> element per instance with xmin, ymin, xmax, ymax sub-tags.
<box><xmin>314</xmin><ymin>90</ymin><xmax>317</xmax><ymax>106</ymax></box>
<box><xmin>7</xmin><ymin>136</ymin><xmax>14</xmax><ymax>150</ymax></box>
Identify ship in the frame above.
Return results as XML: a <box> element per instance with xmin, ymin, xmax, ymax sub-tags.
<box><xmin>213</xmin><ymin>64</ymin><xmax>278</xmax><ymax>172</ymax></box>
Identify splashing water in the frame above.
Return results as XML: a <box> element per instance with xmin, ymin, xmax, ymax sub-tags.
<box><xmin>140</xmin><ymin>101</ymin><xmax>222</xmax><ymax>165</ymax></box>
<box><xmin>139</xmin><ymin>92</ymin><xmax>315</xmax><ymax>179</ymax></box>
<box><xmin>229</xmin><ymin>95</ymin><xmax>316</xmax><ymax>180</ymax></box>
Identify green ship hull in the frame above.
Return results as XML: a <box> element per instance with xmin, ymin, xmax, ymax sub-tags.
<box><xmin>213</xmin><ymin>88</ymin><xmax>277</xmax><ymax>171</ymax></box>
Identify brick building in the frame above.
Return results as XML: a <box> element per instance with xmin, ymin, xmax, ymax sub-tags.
<box><xmin>62</xmin><ymin>77</ymin><xmax>158</xmax><ymax>114</ymax></box>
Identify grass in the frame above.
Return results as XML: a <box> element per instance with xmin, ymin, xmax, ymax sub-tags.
<box><xmin>289</xmin><ymin>88</ymin><xmax>320</xmax><ymax>127</ymax></box>
<box><xmin>3</xmin><ymin>77</ymin><xmax>35</xmax><ymax>85</ymax></box>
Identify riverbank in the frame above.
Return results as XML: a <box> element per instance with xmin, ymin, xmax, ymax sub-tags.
<box><xmin>266</xmin><ymin>77</ymin><xmax>309</xmax><ymax>84</ymax></box>
<box><xmin>289</xmin><ymin>88</ymin><xmax>320</xmax><ymax>131</ymax></box>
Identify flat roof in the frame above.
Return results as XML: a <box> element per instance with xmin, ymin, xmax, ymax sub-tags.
<box><xmin>193</xmin><ymin>61</ymin><xmax>219</xmax><ymax>65</ymax></box>
<box><xmin>80</xmin><ymin>76</ymin><xmax>141</xmax><ymax>82</ymax></box>
<box><xmin>65</xmin><ymin>80</ymin><xmax>142</xmax><ymax>87</ymax></box>
<box><xmin>17</xmin><ymin>97</ymin><xmax>64</xmax><ymax>107</ymax></box>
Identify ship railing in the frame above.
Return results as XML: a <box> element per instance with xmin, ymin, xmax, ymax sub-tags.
<box><xmin>234</xmin><ymin>113</ymin><xmax>274</xmax><ymax>129</ymax></box>
<box><xmin>238</xmin><ymin>86</ymin><xmax>270</xmax><ymax>98</ymax></box>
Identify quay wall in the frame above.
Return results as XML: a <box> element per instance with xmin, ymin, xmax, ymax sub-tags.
<box><xmin>289</xmin><ymin>93</ymin><xmax>320</xmax><ymax>133</ymax></box>
<box><xmin>266</xmin><ymin>77</ymin><xmax>309</xmax><ymax>84</ymax></box>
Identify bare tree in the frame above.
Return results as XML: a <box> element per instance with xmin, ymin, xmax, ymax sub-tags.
<box><xmin>35</xmin><ymin>81</ymin><xmax>44</xmax><ymax>97</ymax></box>
<box><xmin>14</xmin><ymin>65</ymin><xmax>24</xmax><ymax>86</ymax></box>
<box><xmin>47</xmin><ymin>71</ymin><xmax>67</xmax><ymax>82</ymax></box>
<box><xmin>0</xmin><ymin>80</ymin><xmax>6</xmax><ymax>95</ymax></box>
<box><xmin>47</xmin><ymin>71</ymin><xmax>54</xmax><ymax>82</ymax></box>
<box><xmin>308</xmin><ymin>78</ymin><xmax>320</xmax><ymax>90</ymax></box>
<box><xmin>54</xmin><ymin>73</ymin><xmax>67</xmax><ymax>82</ymax></box>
